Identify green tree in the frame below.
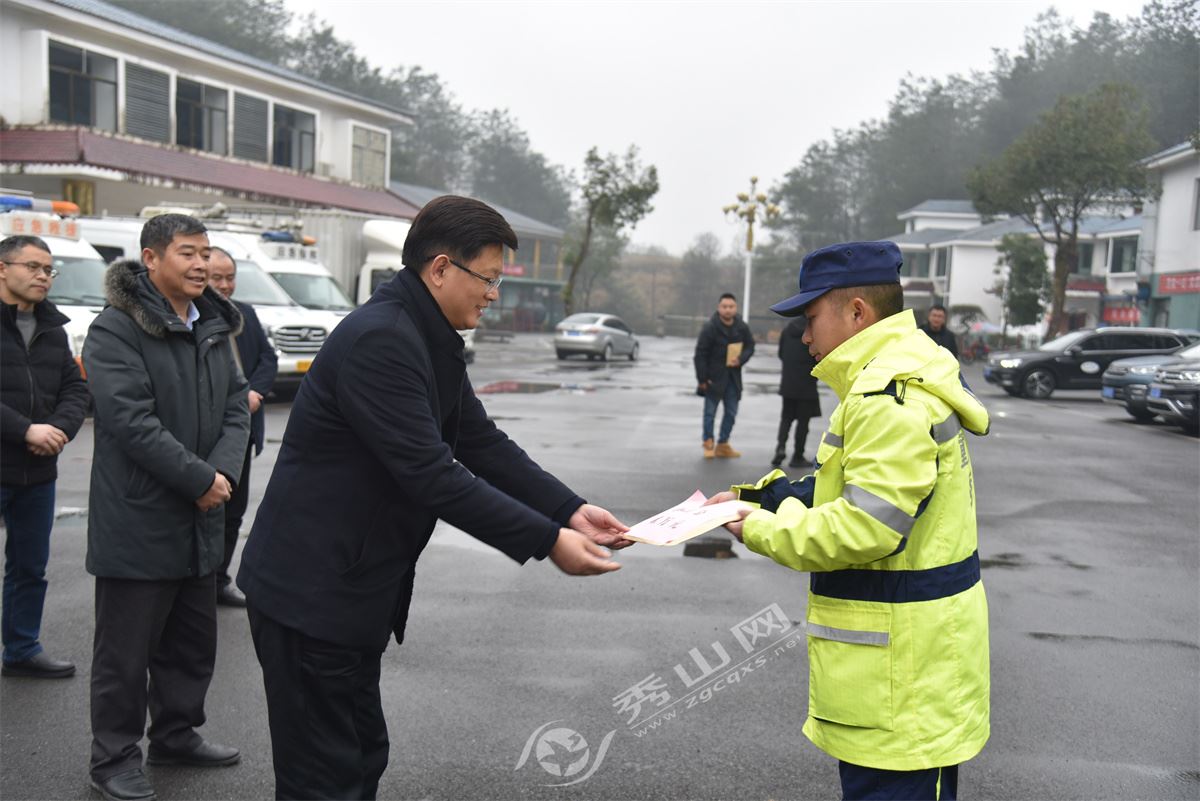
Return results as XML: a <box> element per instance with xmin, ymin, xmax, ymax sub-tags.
<box><xmin>993</xmin><ymin>233</ymin><xmax>1049</xmax><ymax>330</ymax></box>
<box><xmin>467</xmin><ymin>110</ymin><xmax>573</xmax><ymax>226</ymax></box>
<box><xmin>967</xmin><ymin>83</ymin><xmax>1155</xmax><ymax>334</ymax></box>
<box><xmin>107</xmin><ymin>0</ymin><xmax>295</xmax><ymax>65</ymax></box>
<box><xmin>561</xmin><ymin>147</ymin><xmax>659</xmax><ymax>315</ymax></box>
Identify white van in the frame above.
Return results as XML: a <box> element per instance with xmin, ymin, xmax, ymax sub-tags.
<box><xmin>0</xmin><ymin>209</ymin><xmax>107</xmax><ymax>369</ymax></box>
<box><xmin>77</xmin><ymin>216</ymin><xmax>337</xmax><ymax>388</ymax></box>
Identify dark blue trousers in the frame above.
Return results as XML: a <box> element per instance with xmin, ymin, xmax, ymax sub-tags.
<box><xmin>840</xmin><ymin>761</ymin><xmax>959</xmax><ymax>800</ymax></box>
<box><xmin>1</xmin><ymin>481</ymin><xmax>56</xmax><ymax>664</ymax></box>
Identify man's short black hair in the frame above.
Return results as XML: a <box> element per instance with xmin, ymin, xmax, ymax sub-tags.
<box><xmin>140</xmin><ymin>213</ymin><xmax>207</xmax><ymax>256</ymax></box>
<box><xmin>929</xmin><ymin>303</ymin><xmax>947</xmax><ymax>314</ymax></box>
<box><xmin>719</xmin><ymin>293</ymin><xmax>737</xmax><ymax>303</ymax></box>
<box><xmin>210</xmin><ymin>246</ymin><xmax>237</xmax><ymax>270</ymax></box>
<box><xmin>825</xmin><ymin>284</ymin><xmax>904</xmax><ymax>319</ymax></box>
<box><xmin>0</xmin><ymin>235</ymin><xmax>51</xmax><ymax>261</ymax></box>
<box><xmin>402</xmin><ymin>196</ymin><xmax>518</xmax><ymax>273</ymax></box>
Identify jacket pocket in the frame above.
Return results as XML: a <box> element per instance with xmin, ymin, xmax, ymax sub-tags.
<box><xmin>806</xmin><ymin>600</ymin><xmax>894</xmax><ymax>730</ymax></box>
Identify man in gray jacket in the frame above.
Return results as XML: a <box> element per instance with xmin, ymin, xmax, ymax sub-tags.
<box><xmin>82</xmin><ymin>214</ymin><xmax>249</xmax><ymax>801</ymax></box>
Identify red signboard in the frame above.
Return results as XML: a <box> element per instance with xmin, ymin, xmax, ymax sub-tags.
<box><xmin>502</xmin><ymin>264</ymin><xmax>527</xmax><ymax>276</ymax></box>
<box><xmin>1103</xmin><ymin>306</ymin><xmax>1141</xmax><ymax>324</ymax></box>
<box><xmin>1158</xmin><ymin>272</ymin><xmax>1200</xmax><ymax>294</ymax></box>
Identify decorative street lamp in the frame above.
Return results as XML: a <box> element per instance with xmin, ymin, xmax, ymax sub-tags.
<box><xmin>723</xmin><ymin>176</ymin><xmax>780</xmax><ymax>323</ymax></box>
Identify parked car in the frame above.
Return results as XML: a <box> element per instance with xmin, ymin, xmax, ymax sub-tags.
<box><xmin>984</xmin><ymin>327</ymin><xmax>1196</xmax><ymax>399</ymax></box>
<box><xmin>554</xmin><ymin>313</ymin><xmax>639</xmax><ymax>361</ymax></box>
<box><xmin>1102</xmin><ymin>341</ymin><xmax>1200</xmax><ymax>421</ymax></box>
<box><xmin>1146</xmin><ymin>361</ymin><xmax>1200</xmax><ymax>435</ymax></box>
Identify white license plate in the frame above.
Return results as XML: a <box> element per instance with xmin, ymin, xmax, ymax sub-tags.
<box><xmin>1102</xmin><ymin>386</ymin><xmax>1115</xmax><ymax>398</ymax></box>
<box><xmin>1150</xmin><ymin>387</ymin><xmax>1162</xmax><ymax>398</ymax></box>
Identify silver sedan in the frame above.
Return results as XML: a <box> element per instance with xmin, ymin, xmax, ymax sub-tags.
<box><xmin>554</xmin><ymin>313</ymin><xmax>639</xmax><ymax>361</ymax></box>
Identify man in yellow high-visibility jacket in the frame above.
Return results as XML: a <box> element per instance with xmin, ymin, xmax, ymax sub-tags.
<box><xmin>715</xmin><ymin>241</ymin><xmax>989</xmax><ymax>801</ymax></box>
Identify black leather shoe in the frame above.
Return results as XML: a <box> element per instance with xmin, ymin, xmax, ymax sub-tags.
<box><xmin>788</xmin><ymin>456</ymin><xmax>814</xmax><ymax>468</ymax></box>
<box><xmin>2</xmin><ymin>651</ymin><xmax>75</xmax><ymax>678</ymax></box>
<box><xmin>90</xmin><ymin>768</ymin><xmax>155</xmax><ymax>801</ymax></box>
<box><xmin>216</xmin><ymin>583</ymin><xmax>247</xmax><ymax>608</ymax></box>
<box><xmin>770</xmin><ymin>448</ymin><xmax>786</xmax><ymax>467</ymax></box>
<box><xmin>146</xmin><ymin>740</ymin><xmax>240</xmax><ymax>767</ymax></box>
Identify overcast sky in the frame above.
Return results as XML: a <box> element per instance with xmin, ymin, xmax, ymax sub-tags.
<box><xmin>284</xmin><ymin>0</ymin><xmax>1150</xmax><ymax>255</ymax></box>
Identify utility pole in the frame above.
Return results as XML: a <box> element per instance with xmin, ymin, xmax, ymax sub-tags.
<box><xmin>723</xmin><ymin>176</ymin><xmax>780</xmax><ymax>323</ymax></box>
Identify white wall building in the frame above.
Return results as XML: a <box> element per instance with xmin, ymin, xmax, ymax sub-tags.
<box><xmin>1138</xmin><ymin>142</ymin><xmax>1200</xmax><ymax>330</ymax></box>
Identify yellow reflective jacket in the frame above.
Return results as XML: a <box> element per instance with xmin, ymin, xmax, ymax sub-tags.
<box><xmin>740</xmin><ymin>309</ymin><xmax>990</xmax><ymax>771</ymax></box>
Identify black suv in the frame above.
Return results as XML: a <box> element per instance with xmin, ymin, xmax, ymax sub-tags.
<box><xmin>984</xmin><ymin>327</ymin><xmax>1196</xmax><ymax>399</ymax></box>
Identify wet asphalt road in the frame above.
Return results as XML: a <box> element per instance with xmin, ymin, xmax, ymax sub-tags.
<box><xmin>2</xmin><ymin>333</ymin><xmax>1197</xmax><ymax>801</ymax></box>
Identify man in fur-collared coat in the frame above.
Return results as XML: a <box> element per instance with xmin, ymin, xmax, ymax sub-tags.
<box><xmin>82</xmin><ymin>214</ymin><xmax>249</xmax><ymax>801</ymax></box>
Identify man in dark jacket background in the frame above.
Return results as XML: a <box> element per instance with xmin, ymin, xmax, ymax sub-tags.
<box><xmin>0</xmin><ymin>234</ymin><xmax>89</xmax><ymax>679</ymax></box>
<box><xmin>773</xmin><ymin>316</ymin><xmax>822</xmax><ymax>468</ymax></box>
<box><xmin>238</xmin><ymin>195</ymin><xmax>629</xmax><ymax>800</ymax></box>
<box><xmin>919</xmin><ymin>303</ymin><xmax>959</xmax><ymax>358</ymax></box>
<box><xmin>694</xmin><ymin>292</ymin><xmax>755</xmax><ymax>458</ymax></box>
<box><xmin>83</xmin><ymin>214</ymin><xmax>249</xmax><ymax>801</ymax></box>
<box><xmin>207</xmin><ymin>246</ymin><xmax>276</xmax><ymax>608</ymax></box>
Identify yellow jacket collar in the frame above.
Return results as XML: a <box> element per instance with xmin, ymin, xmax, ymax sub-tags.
<box><xmin>811</xmin><ymin>309</ymin><xmax>918</xmax><ymax>400</ymax></box>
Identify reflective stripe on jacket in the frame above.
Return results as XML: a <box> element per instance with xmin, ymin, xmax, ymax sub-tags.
<box><xmin>740</xmin><ymin>309</ymin><xmax>990</xmax><ymax>771</ymax></box>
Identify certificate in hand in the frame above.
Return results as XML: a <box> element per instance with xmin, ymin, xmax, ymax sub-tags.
<box><xmin>623</xmin><ymin>490</ymin><xmax>751</xmax><ymax>547</ymax></box>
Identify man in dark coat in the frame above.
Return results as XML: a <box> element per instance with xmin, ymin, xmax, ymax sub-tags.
<box><xmin>83</xmin><ymin>214</ymin><xmax>249</xmax><ymax>801</ymax></box>
<box><xmin>207</xmin><ymin>246</ymin><xmax>277</xmax><ymax>608</ymax></box>
<box><xmin>919</xmin><ymin>303</ymin><xmax>959</xmax><ymax>358</ymax></box>
<box><xmin>694</xmin><ymin>292</ymin><xmax>755</xmax><ymax>458</ymax></box>
<box><xmin>773</xmin><ymin>316</ymin><xmax>822</xmax><ymax>468</ymax></box>
<box><xmin>238</xmin><ymin>195</ymin><xmax>629</xmax><ymax>800</ymax></box>
<box><xmin>0</xmin><ymin>234</ymin><xmax>90</xmax><ymax>679</ymax></box>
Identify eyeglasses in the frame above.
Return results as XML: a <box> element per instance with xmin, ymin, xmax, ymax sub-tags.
<box><xmin>1</xmin><ymin>261</ymin><xmax>58</xmax><ymax>278</ymax></box>
<box><xmin>445</xmin><ymin>256</ymin><xmax>503</xmax><ymax>292</ymax></box>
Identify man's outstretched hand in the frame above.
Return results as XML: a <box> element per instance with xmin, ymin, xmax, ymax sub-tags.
<box><xmin>550</xmin><ymin>528</ymin><xmax>622</xmax><ymax>576</ymax></box>
<box><xmin>569</xmin><ymin>503</ymin><xmax>635</xmax><ymax>550</ymax></box>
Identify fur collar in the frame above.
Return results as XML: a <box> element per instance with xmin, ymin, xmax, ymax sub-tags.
<box><xmin>104</xmin><ymin>258</ymin><xmax>243</xmax><ymax>339</ymax></box>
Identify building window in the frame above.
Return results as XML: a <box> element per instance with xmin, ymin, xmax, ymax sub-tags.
<box><xmin>935</xmin><ymin>249</ymin><xmax>950</xmax><ymax>277</ymax></box>
<box><xmin>352</xmin><ymin>126</ymin><xmax>388</xmax><ymax>186</ymax></box>
<box><xmin>1110</xmin><ymin>237</ymin><xmax>1137</xmax><ymax>273</ymax></box>
<box><xmin>48</xmin><ymin>41</ymin><xmax>116</xmax><ymax>131</ymax></box>
<box><xmin>273</xmin><ymin>105</ymin><xmax>315</xmax><ymax>172</ymax></box>
<box><xmin>233</xmin><ymin>93</ymin><xmax>268</xmax><ymax>162</ymax></box>
<box><xmin>1074</xmin><ymin>242</ymin><xmax>1094</xmax><ymax>275</ymax></box>
<box><xmin>177</xmin><ymin>78</ymin><xmax>227</xmax><ymax>154</ymax></box>
<box><xmin>124</xmin><ymin>63</ymin><xmax>169</xmax><ymax>142</ymax></box>
<box><xmin>900</xmin><ymin>251</ymin><xmax>930</xmax><ymax>278</ymax></box>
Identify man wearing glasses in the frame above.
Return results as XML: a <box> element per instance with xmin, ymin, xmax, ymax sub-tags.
<box><xmin>238</xmin><ymin>195</ymin><xmax>631</xmax><ymax>800</ymax></box>
<box><xmin>0</xmin><ymin>235</ymin><xmax>90</xmax><ymax>679</ymax></box>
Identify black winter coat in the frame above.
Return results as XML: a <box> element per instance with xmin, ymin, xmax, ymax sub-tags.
<box><xmin>694</xmin><ymin>312</ymin><xmax>755</xmax><ymax>399</ymax></box>
<box><xmin>238</xmin><ymin>267</ymin><xmax>585</xmax><ymax>651</ymax></box>
<box><xmin>919</xmin><ymin>323</ymin><xmax>959</xmax><ymax>358</ymax></box>
<box><xmin>233</xmin><ymin>300</ymin><xmax>277</xmax><ymax>455</ymax></box>
<box><xmin>0</xmin><ymin>300</ymin><xmax>90</xmax><ymax>486</ymax></box>
<box><xmin>777</xmin><ymin>317</ymin><xmax>819</xmax><ymax>400</ymax></box>
<box><xmin>82</xmin><ymin>260</ymin><xmax>249</xmax><ymax>580</ymax></box>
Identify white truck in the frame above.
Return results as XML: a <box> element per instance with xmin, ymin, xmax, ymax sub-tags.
<box><xmin>353</xmin><ymin>218</ymin><xmax>475</xmax><ymax>361</ymax></box>
<box><xmin>0</xmin><ymin>206</ymin><xmax>108</xmax><ymax>371</ymax></box>
<box><xmin>77</xmin><ymin>214</ymin><xmax>343</xmax><ymax>389</ymax></box>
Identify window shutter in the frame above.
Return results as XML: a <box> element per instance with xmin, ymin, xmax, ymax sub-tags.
<box><xmin>124</xmin><ymin>63</ymin><xmax>169</xmax><ymax>142</ymax></box>
<box><xmin>233</xmin><ymin>93</ymin><xmax>268</xmax><ymax>162</ymax></box>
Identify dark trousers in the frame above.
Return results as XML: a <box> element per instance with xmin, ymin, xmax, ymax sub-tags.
<box><xmin>219</xmin><ymin>443</ymin><xmax>254</xmax><ymax>585</ymax></box>
<box><xmin>839</xmin><ymin>761</ymin><xmax>959</xmax><ymax>800</ymax></box>
<box><xmin>1</xmin><ymin>481</ymin><xmax>56</xmax><ymax>664</ymax></box>
<box><xmin>248</xmin><ymin>605</ymin><xmax>389</xmax><ymax>800</ymax></box>
<box><xmin>90</xmin><ymin>574</ymin><xmax>217</xmax><ymax>780</ymax></box>
<box><xmin>776</xmin><ymin>398</ymin><xmax>815</xmax><ymax>458</ymax></box>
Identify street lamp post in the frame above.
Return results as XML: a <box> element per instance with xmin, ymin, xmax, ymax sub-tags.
<box><xmin>723</xmin><ymin>176</ymin><xmax>780</xmax><ymax>323</ymax></box>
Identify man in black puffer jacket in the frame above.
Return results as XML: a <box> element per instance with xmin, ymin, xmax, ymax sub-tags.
<box><xmin>694</xmin><ymin>292</ymin><xmax>755</xmax><ymax>458</ymax></box>
<box><xmin>0</xmin><ymin>234</ymin><xmax>90</xmax><ymax>680</ymax></box>
<box><xmin>83</xmin><ymin>214</ymin><xmax>249</xmax><ymax>801</ymax></box>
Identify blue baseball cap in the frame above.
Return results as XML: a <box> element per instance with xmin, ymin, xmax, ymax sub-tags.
<box><xmin>770</xmin><ymin>240</ymin><xmax>903</xmax><ymax>317</ymax></box>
